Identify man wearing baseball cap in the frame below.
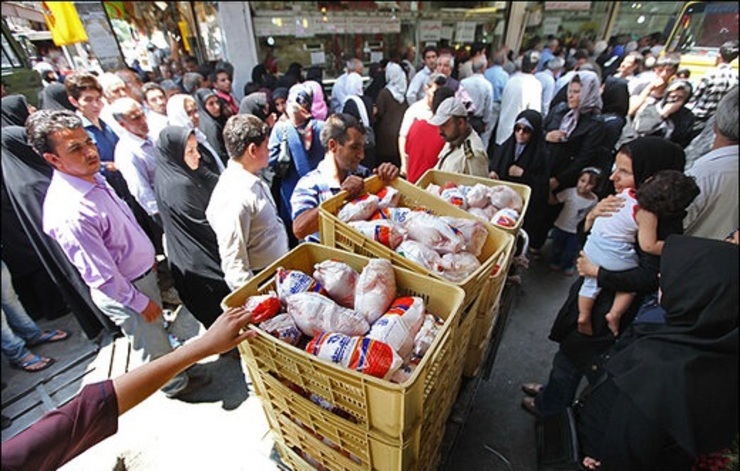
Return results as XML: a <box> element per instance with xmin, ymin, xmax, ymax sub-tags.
<box><xmin>429</xmin><ymin>95</ymin><xmax>489</xmax><ymax>177</ymax></box>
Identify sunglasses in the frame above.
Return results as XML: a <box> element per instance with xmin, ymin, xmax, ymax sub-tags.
<box><xmin>514</xmin><ymin>125</ymin><xmax>532</xmax><ymax>134</ymax></box>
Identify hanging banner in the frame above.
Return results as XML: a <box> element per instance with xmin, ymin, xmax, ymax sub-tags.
<box><xmin>419</xmin><ymin>20</ymin><xmax>442</xmax><ymax>42</ymax></box>
<box><xmin>102</xmin><ymin>1</ymin><xmax>125</xmax><ymax>20</ymax></box>
<box><xmin>455</xmin><ymin>22</ymin><xmax>476</xmax><ymax>43</ymax></box>
<box><xmin>41</xmin><ymin>1</ymin><xmax>89</xmax><ymax>46</ymax></box>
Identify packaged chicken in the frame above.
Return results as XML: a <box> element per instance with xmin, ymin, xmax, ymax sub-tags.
<box><xmin>395</xmin><ymin>240</ymin><xmax>443</xmax><ymax>272</ymax></box>
<box><xmin>275</xmin><ymin>268</ymin><xmax>327</xmax><ymax>304</ymax></box>
<box><xmin>338</xmin><ymin>194</ymin><xmax>380</xmax><ymax>222</ymax></box>
<box><xmin>348</xmin><ymin>220</ymin><xmax>405</xmax><ymax>250</ymax></box>
<box><xmin>413</xmin><ymin>314</ymin><xmax>444</xmax><ymax>358</ymax></box>
<box><xmin>440</xmin><ymin>252</ymin><xmax>482</xmax><ymax>282</ymax></box>
<box><xmin>355</xmin><ymin>259</ymin><xmax>397</xmax><ymax>324</ymax></box>
<box><xmin>313</xmin><ymin>260</ymin><xmax>358</xmax><ymax>308</ymax></box>
<box><xmin>390</xmin><ymin>363</ymin><xmax>418</xmax><ymax>384</ymax></box>
<box><xmin>425</xmin><ymin>183</ymin><xmax>442</xmax><ymax>196</ymax></box>
<box><xmin>491</xmin><ymin>208</ymin><xmax>520</xmax><ymax>228</ymax></box>
<box><xmin>440</xmin><ymin>186</ymin><xmax>468</xmax><ymax>209</ymax></box>
<box><xmin>465</xmin><ymin>184</ymin><xmax>492</xmax><ymax>209</ymax></box>
<box><xmin>489</xmin><ymin>185</ymin><xmax>523</xmax><ymax>212</ymax></box>
<box><xmin>442</xmin><ymin>217</ymin><xmax>487</xmax><ymax>257</ymax></box>
<box><xmin>405</xmin><ymin>212</ymin><xmax>465</xmax><ymax>254</ymax></box>
<box><xmin>259</xmin><ymin>313</ymin><xmax>302</xmax><ymax>346</ymax></box>
<box><xmin>287</xmin><ymin>292</ymin><xmax>370</xmax><ymax>337</ymax></box>
<box><xmin>243</xmin><ymin>291</ymin><xmax>282</xmax><ymax>323</ymax></box>
<box><xmin>468</xmin><ymin>205</ymin><xmax>498</xmax><ymax>222</ymax></box>
<box><xmin>367</xmin><ymin>297</ymin><xmax>425</xmax><ymax>358</ymax></box>
<box><xmin>306</xmin><ymin>332</ymin><xmax>403</xmax><ymax>380</ymax></box>
<box><xmin>370</xmin><ymin>207</ymin><xmax>413</xmax><ymax>225</ymax></box>
<box><xmin>374</xmin><ymin>186</ymin><xmax>400</xmax><ymax>209</ymax></box>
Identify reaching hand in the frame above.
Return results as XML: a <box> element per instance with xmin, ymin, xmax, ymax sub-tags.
<box><xmin>341</xmin><ymin>175</ymin><xmax>365</xmax><ymax>200</ymax></box>
<box><xmin>374</xmin><ymin>163</ymin><xmax>400</xmax><ymax>183</ymax></box>
<box><xmin>141</xmin><ymin>299</ymin><xmax>163</xmax><ymax>323</ymax></box>
<box><xmin>576</xmin><ymin>251</ymin><xmax>600</xmax><ymax>278</ymax></box>
<box><xmin>196</xmin><ymin>307</ymin><xmax>257</xmax><ymax>357</ymax></box>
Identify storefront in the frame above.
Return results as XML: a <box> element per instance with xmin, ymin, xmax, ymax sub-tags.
<box><xmin>249</xmin><ymin>1</ymin><xmax>510</xmax><ymax>79</ymax></box>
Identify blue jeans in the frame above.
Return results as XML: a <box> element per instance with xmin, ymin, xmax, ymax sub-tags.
<box><xmin>550</xmin><ymin>227</ymin><xmax>580</xmax><ymax>270</ymax></box>
<box><xmin>1</xmin><ymin>261</ymin><xmax>43</xmax><ymax>363</ymax></box>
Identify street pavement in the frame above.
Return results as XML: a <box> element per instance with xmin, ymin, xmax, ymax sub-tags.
<box><xmin>1</xmin><ymin>242</ymin><xmax>576</xmax><ymax>470</ymax></box>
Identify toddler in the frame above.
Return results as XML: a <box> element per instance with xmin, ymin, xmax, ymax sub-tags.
<box><xmin>549</xmin><ymin>167</ymin><xmax>602</xmax><ymax>275</ymax></box>
<box><xmin>578</xmin><ymin>170</ymin><xmax>699</xmax><ymax>336</ymax></box>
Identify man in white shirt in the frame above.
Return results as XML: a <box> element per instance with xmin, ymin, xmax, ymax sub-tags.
<box><xmin>406</xmin><ymin>46</ymin><xmax>438</xmax><ymax>105</ymax></box>
<box><xmin>206</xmin><ymin>114</ymin><xmax>289</xmax><ymax>290</ymax></box>
<box><xmin>495</xmin><ymin>50</ymin><xmax>542</xmax><ymax>150</ymax></box>
<box><xmin>141</xmin><ymin>82</ymin><xmax>169</xmax><ymax>139</ymax></box>
<box><xmin>461</xmin><ymin>56</ymin><xmax>495</xmax><ymax>149</ymax></box>
<box><xmin>111</xmin><ymin>98</ymin><xmax>160</xmax><ymax>222</ymax></box>
<box><xmin>684</xmin><ymin>87</ymin><xmax>739</xmax><ymax>240</ymax></box>
<box><xmin>535</xmin><ymin>57</ymin><xmax>564</xmax><ymax>117</ymax></box>
<box><xmin>330</xmin><ymin>58</ymin><xmax>364</xmax><ymax>114</ymax></box>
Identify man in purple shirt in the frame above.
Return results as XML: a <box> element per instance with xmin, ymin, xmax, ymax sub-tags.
<box><xmin>27</xmin><ymin>110</ymin><xmax>206</xmax><ymax>398</ymax></box>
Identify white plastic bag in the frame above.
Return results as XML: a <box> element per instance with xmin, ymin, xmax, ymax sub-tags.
<box><xmin>465</xmin><ymin>184</ymin><xmax>492</xmax><ymax>208</ymax></box>
<box><xmin>348</xmin><ymin>220</ymin><xmax>405</xmax><ymax>249</ymax></box>
<box><xmin>489</xmin><ymin>185</ymin><xmax>523</xmax><ymax>212</ymax></box>
<box><xmin>259</xmin><ymin>313</ymin><xmax>302</xmax><ymax>346</ymax></box>
<box><xmin>338</xmin><ymin>194</ymin><xmax>380</xmax><ymax>222</ymax></box>
<box><xmin>413</xmin><ymin>314</ymin><xmax>444</xmax><ymax>357</ymax></box>
<box><xmin>375</xmin><ymin>186</ymin><xmax>400</xmax><ymax>209</ymax></box>
<box><xmin>313</xmin><ymin>260</ymin><xmax>358</xmax><ymax>308</ymax></box>
<box><xmin>395</xmin><ymin>240</ymin><xmax>443</xmax><ymax>272</ymax></box>
<box><xmin>367</xmin><ymin>297</ymin><xmax>426</xmax><ymax>358</ymax></box>
<box><xmin>440</xmin><ymin>252</ymin><xmax>482</xmax><ymax>282</ymax></box>
<box><xmin>442</xmin><ymin>217</ymin><xmax>488</xmax><ymax>257</ymax></box>
<box><xmin>405</xmin><ymin>212</ymin><xmax>465</xmax><ymax>254</ymax></box>
<box><xmin>306</xmin><ymin>332</ymin><xmax>403</xmax><ymax>380</ymax></box>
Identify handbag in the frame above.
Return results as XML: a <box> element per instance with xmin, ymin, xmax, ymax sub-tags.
<box><xmin>274</xmin><ymin>129</ymin><xmax>293</xmax><ymax>180</ymax></box>
<box><xmin>536</xmin><ymin>406</ymin><xmax>582</xmax><ymax>470</ymax></box>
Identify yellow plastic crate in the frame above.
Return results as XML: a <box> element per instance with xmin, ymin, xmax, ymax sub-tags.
<box><xmin>318</xmin><ymin>176</ymin><xmax>515</xmax><ymax>312</ymax></box>
<box><xmin>263</xmin><ymin>297</ymin><xmax>483</xmax><ymax>471</ymax></box>
<box><xmin>225</xmin><ymin>244</ymin><xmax>466</xmax><ymax>442</ymax></box>
<box><xmin>415</xmin><ymin>169</ymin><xmax>532</xmax><ymax>236</ymax></box>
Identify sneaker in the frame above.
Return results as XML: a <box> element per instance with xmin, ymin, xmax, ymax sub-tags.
<box><xmin>166</xmin><ymin>370</ymin><xmax>212</xmax><ymax>399</ymax></box>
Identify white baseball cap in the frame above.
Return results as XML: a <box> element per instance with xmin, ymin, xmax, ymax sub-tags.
<box><xmin>429</xmin><ymin>97</ymin><xmax>467</xmax><ymax>126</ymax></box>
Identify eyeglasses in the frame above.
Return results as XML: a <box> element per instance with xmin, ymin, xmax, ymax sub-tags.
<box><xmin>514</xmin><ymin>126</ymin><xmax>532</xmax><ymax>134</ymax></box>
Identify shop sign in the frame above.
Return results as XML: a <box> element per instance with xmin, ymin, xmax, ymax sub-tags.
<box><xmin>419</xmin><ymin>20</ymin><xmax>442</xmax><ymax>42</ymax></box>
<box><xmin>542</xmin><ymin>17</ymin><xmax>561</xmax><ymax>36</ymax></box>
<box><xmin>455</xmin><ymin>21</ymin><xmax>476</xmax><ymax>43</ymax></box>
<box><xmin>544</xmin><ymin>2</ymin><xmax>592</xmax><ymax>11</ymax></box>
<box><xmin>441</xmin><ymin>25</ymin><xmax>455</xmax><ymax>40</ymax></box>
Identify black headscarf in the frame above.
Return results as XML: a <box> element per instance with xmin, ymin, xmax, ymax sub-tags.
<box><xmin>607</xmin><ymin>235</ymin><xmax>738</xmax><ymax>458</ymax></box>
<box><xmin>39</xmin><ymin>82</ymin><xmax>75</xmax><ymax>111</ymax></box>
<box><xmin>154</xmin><ymin>126</ymin><xmax>222</xmax><ymax>282</ymax></box>
<box><xmin>1</xmin><ymin>126</ymin><xmax>113</xmax><ymax>337</ymax></box>
<box><xmin>239</xmin><ymin>92</ymin><xmax>269</xmax><ymax>121</ymax></box>
<box><xmin>1</xmin><ymin>95</ymin><xmax>31</xmax><ymax>127</ymax></box>
<box><xmin>623</xmin><ymin>136</ymin><xmax>685</xmax><ymax>188</ymax></box>
<box><xmin>493</xmin><ymin>109</ymin><xmax>548</xmax><ymax>186</ymax></box>
<box><xmin>601</xmin><ymin>76</ymin><xmax>629</xmax><ymax>117</ymax></box>
<box><xmin>193</xmin><ymin>88</ymin><xmax>228</xmax><ymax>164</ymax></box>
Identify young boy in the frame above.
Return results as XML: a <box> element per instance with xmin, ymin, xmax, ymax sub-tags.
<box><xmin>548</xmin><ymin>167</ymin><xmax>602</xmax><ymax>275</ymax></box>
<box><xmin>578</xmin><ymin>170</ymin><xmax>699</xmax><ymax>336</ymax></box>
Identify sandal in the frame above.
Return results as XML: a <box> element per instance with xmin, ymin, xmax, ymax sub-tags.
<box><xmin>11</xmin><ymin>354</ymin><xmax>55</xmax><ymax>373</ymax></box>
<box><xmin>27</xmin><ymin>329</ymin><xmax>70</xmax><ymax>347</ymax></box>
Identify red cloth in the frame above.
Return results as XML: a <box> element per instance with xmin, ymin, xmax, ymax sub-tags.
<box><xmin>405</xmin><ymin>119</ymin><xmax>445</xmax><ymax>183</ymax></box>
<box><xmin>2</xmin><ymin>380</ymin><xmax>118</xmax><ymax>471</ymax></box>
<box><xmin>214</xmin><ymin>90</ymin><xmax>239</xmax><ymax>116</ymax></box>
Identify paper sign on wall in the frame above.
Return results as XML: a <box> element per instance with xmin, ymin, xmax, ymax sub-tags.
<box><xmin>419</xmin><ymin>20</ymin><xmax>442</xmax><ymax>42</ymax></box>
<box><xmin>455</xmin><ymin>21</ymin><xmax>476</xmax><ymax>43</ymax></box>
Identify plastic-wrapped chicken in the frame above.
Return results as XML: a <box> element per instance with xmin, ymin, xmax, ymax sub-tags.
<box><xmin>442</xmin><ymin>217</ymin><xmax>488</xmax><ymax>257</ymax></box>
<box><xmin>355</xmin><ymin>259</ymin><xmax>396</xmax><ymax>324</ymax></box>
<box><xmin>426</xmin><ymin>183</ymin><xmax>442</xmax><ymax>196</ymax></box>
<box><xmin>468</xmin><ymin>205</ymin><xmax>498</xmax><ymax>222</ymax></box>
<box><xmin>348</xmin><ymin>220</ymin><xmax>405</xmax><ymax>250</ymax></box>
<box><xmin>395</xmin><ymin>240</ymin><xmax>443</xmax><ymax>272</ymax></box>
<box><xmin>275</xmin><ymin>268</ymin><xmax>326</xmax><ymax>304</ymax></box>
<box><xmin>287</xmin><ymin>292</ymin><xmax>370</xmax><ymax>337</ymax></box>
<box><xmin>465</xmin><ymin>184</ymin><xmax>492</xmax><ymax>209</ymax></box>
<box><xmin>259</xmin><ymin>313</ymin><xmax>302</xmax><ymax>346</ymax></box>
<box><xmin>375</xmin><ymin>186</ymin><xmax>400</xmax><ymax>209</ymax></box>
<box><xmin>440</xmin><ymin>252</ymin><xmax>482</xmax><ymax>282</ymax></box>
<box><xmin>489</xmin><ymin>185</ymin><xmax>523</xmax><ymax>212</ymax></box>
<box><xmin>313</xmin><ymin>260</ymin><xmax>359</xmax><ymax>308</ymax></box>
<box><xmin>338</xmin><ymin>194</ymin><xmax>380</xmax><ymax>222</ymax></box>
<box><xmin>390</xmin><ymin>363</ymin><xmax>418</xmax><ymax>384</ymax></box>
<box><xmin>244</xmin><ymin>291</ymin><xmax>282</xmax><ymax>323</ymax></box>
<box><xmin>367</xmin><ymin>297</ymin><xmax>425</xmax><ymax>358</ymax></box>
<box><xmin>413</xmin><ymin>314</ymin><xmax>444</xmax><ymax>357</ymax></box>
<box><xmin>370</xmin><ymin>207</ymin><xmax>413</xmax><ymax>225</ymax></box>
<box><xmin>491</xmin><ymin>208</ymin><xmax>520</xmax><ymax>228</ymax></box>
<box><xmin>306</xmin><ymin>333</ymin><xmax>403</xmax><ymax>380</ymax></box>
<box><xmin>405</xmin><ymin>212</ymin><xmax>465</xmax><ymax>254</ymax></box>
<box><xmin>440</xmin><ymin>186</ymin><xmax>467</xmax><ymax>209</ymax></box>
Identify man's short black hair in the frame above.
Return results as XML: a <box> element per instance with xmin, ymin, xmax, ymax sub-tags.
<box><xmin>719</xmin><ymin>40</ymin><xmax>739</xmax><ymax>63</ymax></box>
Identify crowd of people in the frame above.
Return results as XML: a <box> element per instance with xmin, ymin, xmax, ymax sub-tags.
<box><xmin>1</xmin><ymin>31</ymin><xmax>738</xmax><ymax>470</ymax></box>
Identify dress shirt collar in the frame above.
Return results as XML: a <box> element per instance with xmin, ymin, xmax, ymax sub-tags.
<box><xmin>226</xmin><ymin>159</ymin><xmax>261</xmax><ymax>184</ymax></box>
<box><xmin>51</xmin><ymin>170</ymin><xmax>107</xmax><ymax>197</ymax></box>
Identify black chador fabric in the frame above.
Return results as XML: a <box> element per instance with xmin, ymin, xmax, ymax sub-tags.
<box><xmin>492</xmin><ymin>109</ymin><xmax>551</xmax><ymax>249</ymax></box>
<box><xmin>154</xmin><ymin>126</ymin><xmax>229</xmax><ymax>327</ymax></box>
<box><xmin>1</xmin><ymin>126</ymin><xmax>113</xmax><ymax>337</ymax></box>
<box><xmin>193</xmin><ymin>88</ymin><xmax>228</xmax><ymax>165</ymax></box>
<box><xmin>1</xmin><ymin>95</ymin><xmax>31</xmax><ymax>128</ymax></box>
<box><xmin>39</xmin><ymin>83</ymin><xmax>76</xmax><ymax>111</ymax></box>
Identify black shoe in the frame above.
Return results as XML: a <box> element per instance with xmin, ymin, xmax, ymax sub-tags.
<box><xmin>166</xmin><ymin>370</ymin><xmax>212</xmax><ymax>399</ymax></box>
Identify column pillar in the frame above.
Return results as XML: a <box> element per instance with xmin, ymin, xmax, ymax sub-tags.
<box><xmin>217</xmin><ymin>2</ymin><xmax>259</xmax><ymax>101</ymax></box>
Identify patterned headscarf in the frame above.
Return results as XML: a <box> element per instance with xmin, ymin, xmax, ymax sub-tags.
<box><xmin>559</xmin><ymin>71</ymin><xmax>602</xmax><ymax>138</ymax></box>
